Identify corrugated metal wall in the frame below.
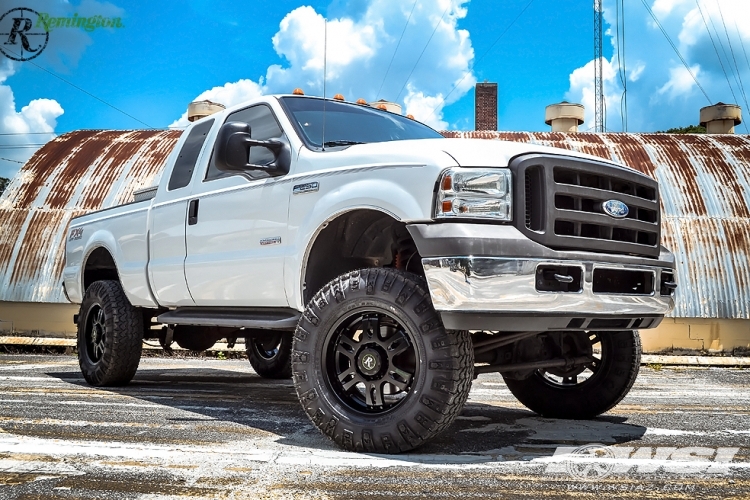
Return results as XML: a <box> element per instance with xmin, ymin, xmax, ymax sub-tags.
<box><xmin>2</xmin><ymin>128</ymin><xmax>748</xmax><ymax>319</ymax></box>
<box><xmin>443</xmin><ymin>131</ymin><xmax>750</xmax><ymax>318</ymax></box>
<box><xmin>0</xmin><ymin>130</ymin><xmax>181</xmax><ymax>303</ymax></box>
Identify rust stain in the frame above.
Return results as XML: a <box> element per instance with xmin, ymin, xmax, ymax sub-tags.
<box><xmin>0</xmin><ymin>129</ymin><xmax>181</xmax><ymax>303</ymax></box>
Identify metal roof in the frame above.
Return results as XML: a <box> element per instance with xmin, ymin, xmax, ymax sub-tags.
<box><xmin>1</xmin><ymin>128</ymin><xmax>749</xmax><ymax>319</ymax></box>
<box><xmin>444</xmin><ymin>131</ymin><xmax>750</xmax><ymax>318</ymax></box>
<box><xmin>0</xmin><ymin>130</ymin><xmax>181</xmax><ymax>303</ymax></box>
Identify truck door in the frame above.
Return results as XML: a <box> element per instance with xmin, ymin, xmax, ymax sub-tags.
<box><xmin>183</xmin><ymin>104</ymin><xmax>291</xmax><ymax>307</ymax></box>
<box><xmin>148</xmin><ymin>118</ymin><xmax>214</xmax><ymax>306</ymax></box>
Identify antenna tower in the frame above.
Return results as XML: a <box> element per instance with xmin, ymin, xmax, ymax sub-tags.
<box><xmin>594</xmin><ymin>0</ymin><xmax>604</xmax><ymax>132</ymax></box>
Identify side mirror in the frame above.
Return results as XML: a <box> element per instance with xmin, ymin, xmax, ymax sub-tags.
<box><xmin>214</xmin><ymin>121</ymin><xmax>291</xmax><ymax>176</ymax></box>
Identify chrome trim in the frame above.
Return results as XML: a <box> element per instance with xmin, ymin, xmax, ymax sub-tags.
<box><xmin>422</xmin><ymin>257</ymin><xmax>674</xmax><ymax>316</ymax></box>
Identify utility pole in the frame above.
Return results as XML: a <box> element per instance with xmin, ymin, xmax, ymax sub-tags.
<box><xmin>594</xmin><ymin>0</ymin><xmax>604</xmax><ymax>133</ymax></box>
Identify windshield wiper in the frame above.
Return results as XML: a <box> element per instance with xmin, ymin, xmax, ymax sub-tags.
<box><xmin>322</xmin><ymin>140</ymin><xmax>365</xmax><ymax>148</ymax></box>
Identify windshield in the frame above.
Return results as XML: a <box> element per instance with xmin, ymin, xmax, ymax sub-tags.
<box><xmin>279</xmin><ymin>96</ymin><xmax>442</xmax><ymax>149</ymax></box>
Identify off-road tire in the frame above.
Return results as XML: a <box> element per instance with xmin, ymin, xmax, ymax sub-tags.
<box><xmin>77</xmin><ymin>280</ymin><xmax>143</xmax><ymax>386</ymax></box>
<box><xmin>292</xmin><ymin>268</ymin><xmax>474</xmax><ymax>453</ymax></box>
<box><xmin>246</xmin><ymin>332</ymin><xmax>293</xmax><ymax>379</ymax></box>
<box><xmin>503</xmin><ymin>330</ymin><xmax>641</xmax><ymax>419</ymax></box>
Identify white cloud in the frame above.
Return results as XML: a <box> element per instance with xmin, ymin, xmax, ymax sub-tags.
<box><xmin>564</xmin><ymin>0</ymin><xmax>750</xmax><ymax>132</ymax></box>
<box><xmin>658</xmin><ymin>64</ymin><xmax>702</xmax><ymax>98</ymax></box>
<box><xmin>628</xmin><ymin>62</ymin><xmax>646</xmax><ymax>82</ymax></box>
<box><xmin>0</xmin><ymin>60</ymin><xmax>63</xmax><ymax>179</ymax></box>
<box><xmin>404</xmin><ymin>85</ymin><xmax>448</xmax><ymax>130</ymax></box>
<box><xmin>565</xmin><ymin>57</ymin><xmax>623</xmax><ymax>131</ymax></box>
<box><xmin>170</xmin><ymin>79</ymin><xmax>264</xmax><ymax>128</ymax></box>
<box><xmin>171</xmin><ymin>0</ymin><xmax>475</xmax><ymax>129</ymax></box>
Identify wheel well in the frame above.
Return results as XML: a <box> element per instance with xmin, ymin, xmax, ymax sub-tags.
<box><xmin>83</xmin><ymin>247</ymin><xmax>119</xmax><ymax>291</ymax></box>
<box><xmin>303</xmin><ymin>209</ymin><xmax>422</xmax><ymax>303</ymax></box>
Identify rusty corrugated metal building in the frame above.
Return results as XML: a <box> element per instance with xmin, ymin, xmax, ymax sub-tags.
<box><xmin>0</xmin><ymin>130</ymin><xmax>181</xmax><ymax>304</ymax></box>
<box><xmin>1</xmin><ymin>127</ymin><xmax>749</xmax><ymax>349</ymax></box>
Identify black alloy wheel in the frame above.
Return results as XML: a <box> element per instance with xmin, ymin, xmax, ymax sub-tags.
<box><xmin>85</xmin><ymin>306</ymin><xmax>107</xmax><ymax>362</ymax></box>
<box><xmin>503</xmin><ymin>330</ymin><xmax>641</xmax><ymax>419</ymax></box>
<box><xmin>77</xmin><ymin>280</ymin><xmax>143</xmax><ymax>386</ymax></box>
<box><xmin>246</xmin><ymin>331</ymin><xmax>292</xmax><ymax>379</ymax></box>
<box><xmin>325</xmin><ymin>310</ymin><xmax>417</xmax><ymax>414</ymax></box>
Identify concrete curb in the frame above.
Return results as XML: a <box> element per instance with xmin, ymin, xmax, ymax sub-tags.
<box><xmin>1</xmin><ymin>336</ymin><xmax>749</xmax><ymax>366</ymax></box>
<box><xmin>0</xmin><ymin>336</ymin><xmax>246</xmax><ymax>352</ymax></box>
<box><xmin>640</xmin><ymin>354</ymin><xmax>750</xmax><ymax>366</ymax></box>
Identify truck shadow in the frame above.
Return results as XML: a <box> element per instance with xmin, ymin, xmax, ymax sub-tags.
<box><xmin>45</xmin><ymin>365</ymin><xmax>647</xmax><ymax>462</ymax></box>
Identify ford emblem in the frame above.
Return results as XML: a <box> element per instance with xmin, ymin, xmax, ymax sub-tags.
<box><xmin>602</xmin><ymin>199</ymin><xmax>629</xmax><ymax>218</ymax></box>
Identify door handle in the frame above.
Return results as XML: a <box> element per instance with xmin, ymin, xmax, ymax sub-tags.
<box><xmin>188</xmin><ymin>199</ymin><xmax>199</xmax><ymax>225</ymax></box>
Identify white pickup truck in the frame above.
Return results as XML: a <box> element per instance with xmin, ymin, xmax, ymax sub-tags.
<box><xmin>64</xmin><ymin>94</ymin><xmax>676</xmax><ymax>453</ymax></box>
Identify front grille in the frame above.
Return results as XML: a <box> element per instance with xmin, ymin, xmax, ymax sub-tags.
<box><xmin>513</xmin><ymin>154</ymin><xmax>661</xmax><ymax>258</ymax></box>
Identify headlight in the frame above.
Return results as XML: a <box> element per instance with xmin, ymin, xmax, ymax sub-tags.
<box><xmin>435</xmin><ymin>168</ymin><xmax>512</xmax><ymax>220</ymax></box>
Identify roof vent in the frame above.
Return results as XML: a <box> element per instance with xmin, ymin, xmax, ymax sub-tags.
<box><xmin>187</xmin><ymin>100</ymin><xmax>226</xmax><ymax>122</ymax></box>
<box><xmin>545</xmin><ymin>102</ymin><xmax>585</xmax><ymax>132</ymax></box>
<box><xmin>368</xmin><ymin>99</ymin><xmax>402</xmax><ymax>114</ymax></box>
<box><xmin>699</xmin><ymin>103</ymin><xmax>742</xmax><ymax>134</ymax></box>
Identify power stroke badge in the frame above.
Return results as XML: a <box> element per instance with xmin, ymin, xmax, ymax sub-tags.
<box><xmin>0</xmin><ymin>8</ymin><xmax>49</xmax><ymax>61</ymax></box>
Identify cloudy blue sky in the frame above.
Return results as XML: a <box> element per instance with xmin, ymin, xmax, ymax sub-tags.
<box><xmin>1</xmin><ymin>0</ymin><xmax>750</xmax><ymax>178</ymax></box>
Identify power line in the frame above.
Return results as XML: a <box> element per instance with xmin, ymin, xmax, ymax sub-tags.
<box><xmin>594</xmin><ymin>0</ymin><xmax>604</xmax><ymax>133</ymax></box>
<box><xmin>0</xmin><ymin>145</ymin><xmax>47</xmax><ymax>149</ymax></box>
<box><xmin>736</xmin><ymin>19</ymin><xmax>750</xmax><ymax>79</ymax></box>
<box><xmin>615</xmin><ymin>0</ymin><xmax>628</xmax><ymax>132</ymax></box>
<box><xmin>696</xmin><ymin>0</ymin><xmax>738</xmax><ymax>104</ymax></box>
<box><xmin>395</xmin><ymin>3</ymin><xmax>451</xmax><ymax>102</ymax></box>
<box><xmin>376</xmin><ymin>0</ymin><xmax>418</xmax><ymax>100</ymax></box>
<box><xmin>715</xmin><ymin>0</ymin><xmax>750</xmax><ymax>130</ymax></box>
<box><xmin>0</xmin><ymin>157</ymin><xmax>24</xmax><ymax>163</ymax></box>
<box><xmin>424</xmin><ymin>0</ymin><xmax>536</xmax><ymax>122</ymax></box>
<box><xmin>640</xmin><ymin>0</ymin><xmax>711</xmax><ymax>103</ymax></box>
<box><xmin>3</xmin><ymin>47</ymin><xmax>154</xmax><ymax>129</ymax></box>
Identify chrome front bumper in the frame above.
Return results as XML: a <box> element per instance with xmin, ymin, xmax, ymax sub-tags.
<box><xmin>422</xmin><ymin>257</ymin><xmax>675</xmax><ymax>331</ymax></box>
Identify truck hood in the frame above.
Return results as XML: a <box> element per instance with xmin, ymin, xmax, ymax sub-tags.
<box><xmin>337</xmin><ymin>137</ymin><xmax>623</xmax><ymax>169</ymax></box>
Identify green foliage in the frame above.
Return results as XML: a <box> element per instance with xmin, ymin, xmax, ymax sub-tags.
<box><xmin>0</xmin><ymin>177</ymin><xmax>8</xmax><ymax>195</ymax></box>
<box><xmin>657</xmin><ymin>125</ymin><xmax>706</xmax><ymax>134</ymax></box>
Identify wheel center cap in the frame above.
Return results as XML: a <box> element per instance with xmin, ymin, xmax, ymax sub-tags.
<box><xmin>358</xmin><ymin>349</ymin><xmax>382</xmax><ymax>376</ymax></box>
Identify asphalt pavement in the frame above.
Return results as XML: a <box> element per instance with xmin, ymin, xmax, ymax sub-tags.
<box><xmin>0</xmin><ymin>353</ymin><xmax>748</xmax><ymax>499</ymax></box>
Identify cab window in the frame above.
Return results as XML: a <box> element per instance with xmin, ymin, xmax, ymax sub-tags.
<box><xmin>168</xmin><ymin>119</ymin><xmax>214</xmax><ymax>190</ymax></box>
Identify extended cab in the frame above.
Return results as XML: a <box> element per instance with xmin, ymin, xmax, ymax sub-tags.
<box><xmin>64</xmin><ymin>95</ymin><xmax>676</xmax><ymax>453</ymax></box>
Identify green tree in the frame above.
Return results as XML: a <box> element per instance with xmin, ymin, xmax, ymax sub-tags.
<box><xmin>0</xmin><ymin>177</ymin><xmax>8</xmax><ymax>196</ymax></box>
<box><xmin>657</xmin><ymin>125</ymin><xmax>706</xmax><ymax>134</ymax></box>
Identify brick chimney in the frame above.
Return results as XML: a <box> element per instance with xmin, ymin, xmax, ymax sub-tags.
<box><xmin>475</xmin><ymin>82</ymin><xmax>498</xmax><ymax>131</ymax></box>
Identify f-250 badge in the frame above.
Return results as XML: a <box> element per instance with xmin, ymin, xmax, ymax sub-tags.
<box><xmin>293</xmin><ymin>181</ymin><xmax>319</xmax><ymax>195</ymax></box>
<box><xmin>69</xmin><ymin>228</ymin><xmax>84</xmax><ymax>240</ymax></box>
